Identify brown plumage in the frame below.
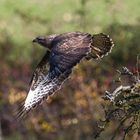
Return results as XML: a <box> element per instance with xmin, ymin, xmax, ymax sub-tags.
<box><xmin>17</xmin><ymin>31</ymin><xmax>114</xmax><ymax>119</ymax></box>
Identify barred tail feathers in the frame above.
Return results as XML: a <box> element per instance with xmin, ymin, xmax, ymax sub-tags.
<box><xmin>88</xmin><ymin>33</ymin><xmax>114</xmax><ymax>59</ymax></box>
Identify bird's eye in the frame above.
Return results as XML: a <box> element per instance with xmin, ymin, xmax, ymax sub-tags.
<box><xmin>37</xmin><ymin>36</ymin><xmax>45</xmax><ymax>40</ymax></box>
<box><xmin>33</xmin><ymin>36</ymin><xmax>46</xmax><ymax>43</ymax></box>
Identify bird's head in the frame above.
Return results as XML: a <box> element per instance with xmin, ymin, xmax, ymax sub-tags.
<box><xmin>32</xmin><ymin>34</ymin><xmax>57</xmax><ymax>49</ymax></box>
<box><xmin>32</xmin><ymin>36</ymin><xmax>47</xmax><ymax>47</ymax></box>
<box><xmin>32</xmin><ymin>36</ymin><xmax>52</xmax><ymax>50</ymax></box>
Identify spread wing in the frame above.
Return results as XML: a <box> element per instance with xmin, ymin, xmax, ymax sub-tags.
<box><xmin>17</xmin><ymin>51</ymin><xmax>71</xmax><ymax>119</ymax></box>
<box><xmin>49</xmin><ymin>32</ymin><xmax>92</xmax><ymax>77</ymax></box>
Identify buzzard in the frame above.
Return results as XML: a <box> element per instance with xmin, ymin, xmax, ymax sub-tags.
<box><xmin>17</xmin><ymin>32</ymin><xmax>114</xmax><ymax>119</ymax></box>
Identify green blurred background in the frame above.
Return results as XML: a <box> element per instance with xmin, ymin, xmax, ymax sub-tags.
<box><xmin>0</xmin><ymin>0</ymin><xmax>140</xmax><ymax>140</ymax></box>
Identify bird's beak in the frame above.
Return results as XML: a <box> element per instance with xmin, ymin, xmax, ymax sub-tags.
<box><xmin>32</xmin><ymin>38</ymin><xmax>37</xmax><ymax>43</ymax></box>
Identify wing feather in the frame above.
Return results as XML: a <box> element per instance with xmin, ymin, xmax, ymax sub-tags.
<box><xmin>29</xmin><ymin>51</ymin><xmax>50</xmax><ymax>89</ymax></box>
<box><xmin>49</xmin><ymin>32</ymin><xmax>92</xmax><ymax>76</ymax></box>
<box><xmin>17</xmin><ymin>70</ymin><xmax>71</xmax><ymax>119</ymax></box>
<box><xmin>17</xmin><ymin>49</ymin><xmax>71</xmax><ymax>119</ymax></box>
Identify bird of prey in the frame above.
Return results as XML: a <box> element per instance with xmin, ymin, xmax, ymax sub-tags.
<box><xmin>17</xmin><ymin>31</ymin><xmax>114</xmax><ymax>119</ymax></box>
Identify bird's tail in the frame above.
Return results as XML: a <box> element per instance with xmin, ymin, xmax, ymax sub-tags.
<box><xmin>88</xmin><ymin>33</ymin><xmax>114</xmax><ymax>59</ymax></box>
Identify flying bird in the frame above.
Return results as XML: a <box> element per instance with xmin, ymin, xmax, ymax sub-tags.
<box><xmin>17</xmin><ymin>31</ymin><xmax>114</xmax><ymax>119</ymax></box>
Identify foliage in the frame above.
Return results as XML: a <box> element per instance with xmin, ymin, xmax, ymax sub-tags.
<box><xmin>0</xmin><ymin>0</ymin><xmax>140</xmax><ymax>140</ymax></box>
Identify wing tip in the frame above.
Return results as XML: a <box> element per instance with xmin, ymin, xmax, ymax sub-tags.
<box><xmin>15</xmin><ymin>103</ymin><xmax>30</xmax><ymax>121</ymax></box>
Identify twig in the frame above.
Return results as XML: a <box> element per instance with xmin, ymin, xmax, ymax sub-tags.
<box><xmin>110</xmin><ymin>116</ymin><xmax>127</xmax><ymax>140</ymax></box>
<box><xmin>122</xmin><ymin>122</ymin><xmax>134</xmax><ymax>140</ymax></box>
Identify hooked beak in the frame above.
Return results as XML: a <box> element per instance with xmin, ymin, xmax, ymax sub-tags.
<box><xmin>32</xmin><ymin>38</ymin><xmax>37</xmax><ymax>43</ymax></box>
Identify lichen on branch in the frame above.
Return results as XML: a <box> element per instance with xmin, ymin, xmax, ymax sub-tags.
<box><xmin>95</xmin><ymin>67</ymin><xmax>140</xmax><ymax>140</ymax></box>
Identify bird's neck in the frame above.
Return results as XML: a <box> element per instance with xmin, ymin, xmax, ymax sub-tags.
<box><xmin>39</xmin><ymin>40</ymin><xmax>52</xmax><ymax>50</ymax></box>
<box><xmin>39</xmin><ymin>34</ymin><xmax>57</xmax><ymax>49</ymax></box>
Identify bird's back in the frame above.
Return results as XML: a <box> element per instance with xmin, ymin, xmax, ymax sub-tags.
<box><xmin>51</xmin><ymin>31</ymin><xmax>92</xmax><ymax>52</ymax></box>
